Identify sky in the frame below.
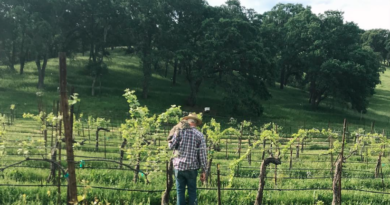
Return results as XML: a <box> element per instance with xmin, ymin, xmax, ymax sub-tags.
<box><xmin>207</xmin><ymin>0</ymin><xmax>390</xmax><ymax>30</ymax></box>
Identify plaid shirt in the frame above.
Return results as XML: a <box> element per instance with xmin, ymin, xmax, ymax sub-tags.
<box><xmin>169</xmin><ymin>127</ymin><xmax>208</xmax><ymax>172</ymax></box>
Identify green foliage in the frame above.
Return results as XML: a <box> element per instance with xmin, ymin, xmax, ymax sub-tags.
<box><xmin>86</xmin><ymin>115</ymin><xmax>110</xmax><ymax>129</ymax></box>
<box><xmin>121</xmin><ymin>89</ymin><xmax>165</xmax><ymax>180</ymax></box>
<box><xmin>0</xmin><ymin>114</ymin><xmax>6</xmax><ymax>125</ymax></box>
<box><xmin>227</xmin><ymin>122</ymin><xmax>281</xmax><ymax>187</ymax></box>
<box><xmin>156</xmin><ymin>105</ymin><xmax>182</xmax><ymax>126</ymax></box>
<box><xmin>69</xmin><ymin>93</ymin><xmax>81</xmax><ymax>106</ymax></box>
<box><xmin>292</xmin><ymin>128</ymin><xmax>321</xmax><ymax>144</ymax></box>
<box><xmin>73</xmin><ymin>113</ymin><xmax>84</xmax><ymax>134</ymax></box>
<box><xmin>23</xmin><ymin>112</ymin><xmax>47</xmax><ymax>131</ymax></box>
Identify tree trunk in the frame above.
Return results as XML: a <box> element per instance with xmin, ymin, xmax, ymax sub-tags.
<box><xmin>178</xmin><ymin>63</ymin><xmax>182</xmax><ymax>75</ymax></box>
<box><xmin>279</xmin><ymin>65</ymin><xmax>286</xmax><ymax>89</ymax></box>
<box><xmin>142</xmin><ymin>57</ymin><xmax>152</xmax><ymax>99</ymax></box>
<box><xmin>19</xmin><ymin>52</ymin><xmax>26</xmax><ymax>75</ymax></box>
<box><xmin>187</xmin><ymin>78</ymin><xmax>202</xmax><ymax>107</ymax></box>
<box><xmin>172</xmin><ymin>59</ymin><xmax>178</xmax><ymax>85</ymax></box>
<box><xmin>91</xmin><ymin>76</ymin><xmax>96</xmax><ymax>96</ymax></box>
<box><xmin>99</xmin><ymin>76</ymin><xmax>102</xmax><ymax>95</ymax></box>
<box><xmin>89</xmin><ymin>43</ymin><xmax>93</xmax><ymax>62</ymax></box>
<box><xmin>36</xmin><ymin>54</ymin><xmax>48</xmax><ymax>89</ymax></box>
<box><xmin>254</xmin><ymin>157</ymin><xmax>281</xmax><ymax>205</ymax></box>
<box><xmin>18</xmin><ymin>32</ymin><xmax>26</xmax><ymax>74</ymax></box>
<box><xmin>7</xmin><ymin>39</ymin><xmax>16</xmax><ymax>71</ymax></box>
<box><xmin>164</xmin><ymin>59</ymin><xmax>169</xmax><ymax>78</ymax></box>
<box><xmin>36</xmin><ymin>56</ymin><xmax>42</xmax><ymax>87</ymax></box>
<box><xmin>142</xmin><ymin>32</ymin><xmax>152</xmax><ymax>99</ymax></box>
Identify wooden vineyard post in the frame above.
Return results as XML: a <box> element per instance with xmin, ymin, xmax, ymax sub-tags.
<box><xmin>248</xmin><ymin>135</ymin><xmax>251</xmax><ymax>165</ymax></box>
<box><xmin>58</xmin><ymin>141</ymin><xmax>61</xmax><ymax>205</ymax></box>
<box><xmin>205</xmin><ymin>134</ymin><xmax>208</xmax><ymax>147</ymax></box>
<box><xmin>261</xmin><ymin>140</ymin><xmax>266</xmax><ymax>160</ymax></box>
<box><xmin>274</xmin><ymin>125</ymin><xmax>278</xmax><ymax>186</ymax></box>
<box><xmin>332</xmin><ymin>119</ymin><xmax>347</xmax><ymax>205</ymax></box>
<box><xmin>254</xmin><ymin>157</ymin><xmax>281</xmax><ymax>205</ymax></box>
<box><xmin>47</xmin><ymin>141</ymin><xmax>59</xmax><ymax>184</ymax></box>
<box><xmin>217</xmin><ymin>164</ymin><xmax>222</xmax><ymax>205</ymax></box>
<box><xmin>57</xmin><ymin>114</ymin><xmax>62</xmax><ymax>205</ymax></box>
<box><xmin>206</xmin><ymin>143</ymin><xmax>213</xmax><ymax>186</ymax></box>
<box><xmin>225</xmin><ymin>139</ymin><xmax>228</xmax><ymax>159</ymax></box>
<box><xmin>44</xmin><ymin>129</ymin><xmax>48</xmax><ymax>154</ymax></box>
<box><xmin>88</xmin><ymin>124</ymin><xmax>90</xmax><ymax>144</ymax></box>
<box><xmin>382</xmin><ymin>130</ymin><xmax>386</xmax><ymax>157</ymax></box>
<box><xmin>70</xmin><ymin>87</ymin><xmax>75</xmax><ymax>142</ymax></box>
<box><xmin>289</xmin><ymin>145</ymin><xmax>292</xmax><ymax>170</ymax></box>
<box><xmin>329</xmin><ymin>135</ymin><xmax>334</xmax><ymax>175</ymax></box>
<box><xmin>238</xmin><ymin>124</ymin><xmax>243</xmax><ymax>158</ymax></box>
<box><xmin>161</xmin><ymin>159</ymin><xmax>174</xmax><ymax>205</ymax></box>
<box><xmin>104</xmin><ymin>132</ymin><xmax>106</xmax><ymax>158</ymax></box>
<box><xmin>133</xmin><ymin>153</ymin><xmax>141</xmax><ymax>183</ymax></box>
<box><xmin>375</xmin><ymin>153</ymin><xmax>382</xmax><ymax>178</ymax></box>
<box><xmin>380</xmin><ymin>164</ymin><xmax>385</xmax><ymax>191</ymax></box>
<box><xmin>96</xmin><ymin>128</ymin><xmax>110</xmax><ymax>151</ymax></box>
<box><xmin>59</xmin><ymin>52</ymin><xmax>78</xmax><ymax>204</ymax></box>
<box><xmin>371</xmin><ymin>121</ymin><xmax>375</xmax><ymax>133</ymax></box>
<box><xmin>95</xmin><ymin>129</ymin><xmax>99</xmax><ymax>151</ymax></box>
<box><xmin>51</xmin><ymin>100</ymin><xmax>55</xmax><ymax>148</ymax></box>
<box><xmin>82</xmin><ymin>123</ymin><xmax>85</xmax><ymax>140</ymax></box>
<box><xmin>375</xmin><ymin>131</ymin><xmax>384</xmax><ymax>179</ymax></box>
<box><xmin>119</xmin><ymin>138</ymin><xmax>127</xmax><ymax>168</ymax></box>
<box><xmin>296</xmin><ymin>145</ymin><xmax>299</xmax><ymax>158</ymax></box>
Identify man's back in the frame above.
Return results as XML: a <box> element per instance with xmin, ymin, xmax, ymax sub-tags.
<box><xmin>169</xmin><ymin>127</ymin><xmax>207</xmax><ymax>172</ymax></box>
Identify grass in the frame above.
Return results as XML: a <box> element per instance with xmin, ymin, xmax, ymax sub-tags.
<box><xmin>1</xmin><ymin>118</ymin><xmax>390</xmax><ymax>204</ymax></box>
<box><xmin>1</xmin><ymin>49</ymin><xmax>390</xmax><ymax>204</ymax></box>
<box><xmin>1</xmin><ymin>48</ymin><xmax>390</xmax><ymax>132</ymax></box>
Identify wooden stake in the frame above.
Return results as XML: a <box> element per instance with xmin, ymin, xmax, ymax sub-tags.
<box><xmin>289</xmin><ymin>145</ymin><xmax>292</xmax><ymax>170</ymax></box>
<box><xmin>225</xmin><ymin>139</ymin><xmax>228</xmax><ymax>159</ymax></box>
<box><xmin>254</xmin><ymin>158</ymin><xmax>281</xmax><ymax>205</ymax></box>
<box><xmin>217</xmin><ymin>164</ymin><xmax>221</xmax><ymax>205</ymax></box>
<box><xmin>59</xmin><ymin>52</ymin><xmax>77</xmax><ymax>204</ymax></box>
<box><xmin>332</xmin><ymin>119</ymin><xmax>347</xmax><ymax>205</ymax></box>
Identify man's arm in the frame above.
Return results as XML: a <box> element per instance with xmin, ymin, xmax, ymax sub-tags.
<box><xmin>168</xmin><ymin>132</ymin><xmax>181</xmax><ymax>150</ymax></box>
<box><xmin>199</xmin><ymin>134</ymin><xmax>208</xmax><ymax>172</ymax></box>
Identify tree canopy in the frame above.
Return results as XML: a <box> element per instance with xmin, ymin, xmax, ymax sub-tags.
<box><xmin>0</xmin><ymin>0</ymin><xmax>385</xmax><ymax>114</ymax></box>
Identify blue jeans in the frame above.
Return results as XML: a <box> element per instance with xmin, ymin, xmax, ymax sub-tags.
<box><xmin>174</xmin><ymin>169</ymin><xmax>198</xmax><ymax>205</ymax></box>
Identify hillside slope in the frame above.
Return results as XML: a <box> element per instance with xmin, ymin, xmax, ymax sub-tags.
<box><xmin>0</xmin><ymin>48</ymin><xmax>389</xmax><ymax>132</ymax></box>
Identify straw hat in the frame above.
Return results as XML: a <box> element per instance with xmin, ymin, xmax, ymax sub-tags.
<box><xmin>182</xmin><ymin>113</ymin><xmax>202</xmax><ymax>126</ymax></box>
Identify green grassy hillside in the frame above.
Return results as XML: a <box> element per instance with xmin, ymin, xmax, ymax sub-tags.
<box><xmin>0</xmin><ymin>48</ymin><xmax>389</xmax><ymax>132</ymax></box>
<box><xmin>1</xmin><ymin>48</ymin><xmax>390</xmax><ymax>204</ymax></box>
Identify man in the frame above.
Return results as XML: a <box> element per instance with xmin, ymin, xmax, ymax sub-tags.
<box><xmin>169</xmin><ymin>113</ymin><xmax>207</xmax><ymax>205</ymax></box>
<box><xmin>167</xmin><ymin>120</ymin><xmax>191</xmax><ymax>142</ymax></box>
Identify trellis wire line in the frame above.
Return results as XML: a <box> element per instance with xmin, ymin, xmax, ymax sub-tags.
<box><xmin>1</xmin><ymin>164</ymin><xmax>380</xmax><ymax>180</ymax></box>
<box><xmin>0</xmin><ymin>184</ymin><xmax>389</xmax><ymax>195</ymax></box>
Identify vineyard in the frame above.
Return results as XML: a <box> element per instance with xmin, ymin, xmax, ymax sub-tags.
<box><xmin>1</xmin><ymin>0</ymin><xmax>390</xmax><ymax>203</ymax></box>
<box><xmin>1</xmin><ymin>85</ymin><xmax>390</xmax><ymax>205</ymax></box>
